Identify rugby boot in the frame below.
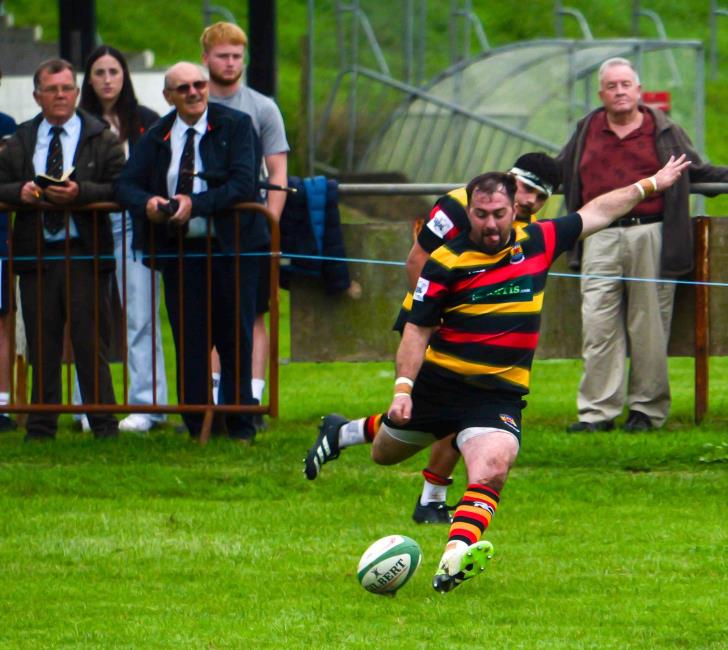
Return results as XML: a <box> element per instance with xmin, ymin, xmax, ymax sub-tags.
<box><xmin>412</xmin><ymin>499</ymin><xmax>453</xmax><ymax>524</ymax></box>
<box><xmin>304</xmin><ymin>414</ymin><xmax>348</xmax><ymax>480</ymax></box>
<box><xmin>432</xmin><ymin>540</ymin><xmax>494</xmax><ymax>593</ymax></box>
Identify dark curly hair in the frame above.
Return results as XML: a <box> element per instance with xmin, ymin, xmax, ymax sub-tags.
<box><xmin>466</xmin><ymin>172</ymin><xmax>517</xmax><ymax>206</ymax></box>
<box><xmin>80</xmin><ymin>45</ymin><xmax>139</xmax><ymax>143</ymax></box>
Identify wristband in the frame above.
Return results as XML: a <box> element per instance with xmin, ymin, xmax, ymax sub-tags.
<box><xmin>637</xmin><ymin>178</ymin><xmax>656</xmax><ymax>198</ymax></box>
<box><xmin>394</xmin><ymin>376</ymin><xmax>414</xmax><ymax>395</ymax></box>
<box><xmin>633</xmin><ymin>182</ymin><xmax>645</xmax><ymax>200</ymax></box>
<box><xmin>393</xmin><ymin>392</ymin><xmax>412</xmax><ymax>399</ymax></box>
<box><xmin>648</xmin><ymin>176</ymin><xmax>658</xmax><ymax>191</ymax></box>
<box><xmin>395</xmin><ymin>377</ymin><xmax>414</xmax><ymax>387</ymax></box>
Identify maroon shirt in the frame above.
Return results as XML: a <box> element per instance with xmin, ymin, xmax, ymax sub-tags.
<box><xmin>579</xmin><ymin>107</ymin><xmax>664</xmax><ymax>216</ymax></box>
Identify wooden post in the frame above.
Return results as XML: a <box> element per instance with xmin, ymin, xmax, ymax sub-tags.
<box><xmin>694</xmin><ymin>217</ymin><xmax>710</xmax><ymax>423</ymax></box>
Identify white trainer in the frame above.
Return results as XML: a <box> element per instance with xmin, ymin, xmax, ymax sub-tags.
<box><xmin>119</xmin><ymin>413</ymin><xmax>153</xmax><ymax>433</ymax></box>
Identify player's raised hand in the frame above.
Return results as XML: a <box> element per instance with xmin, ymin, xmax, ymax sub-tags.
<box><xmin>653</xmin><ymin>154</ymin><xmax>691</xmax><ymax>191</ymax></box>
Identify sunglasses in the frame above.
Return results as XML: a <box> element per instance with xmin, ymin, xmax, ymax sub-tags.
<box><xmin>168</xmin><ymin>80</ymin><xmax>208</xmax><ymax>94</ymax></box>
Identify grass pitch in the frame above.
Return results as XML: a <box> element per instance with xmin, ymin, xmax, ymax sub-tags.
<box><xmin>0</xmin><ymin>358</ymin><xmax>726</xmax><ymax>648</ymax></box>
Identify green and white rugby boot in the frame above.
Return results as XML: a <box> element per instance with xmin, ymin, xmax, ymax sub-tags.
<box><xmin>432</xmin><ymin>540</ymin><xmax>494</xmax><ymax>593</ymax></box>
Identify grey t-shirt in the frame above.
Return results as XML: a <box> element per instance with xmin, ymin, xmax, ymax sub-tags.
<box><xmin>210</xmin><ymin>85</ymin><xmax>289</xmax><ymax>156</ymax></box>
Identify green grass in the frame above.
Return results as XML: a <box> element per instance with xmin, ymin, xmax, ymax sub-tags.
<box><xmin>1</xmin><ymin>357</ymin><xmax>726</xmax><ymax>648</ymax></box>
<box><xmin>2</xmin><ymin>4</ymin><xmax>728</xmax><ymax>645</ymax></box>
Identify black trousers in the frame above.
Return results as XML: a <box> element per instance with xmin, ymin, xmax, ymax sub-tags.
<box><xmin>162</xmin><ymin>244</ymin><xmax>259</xmax><ymax>439</ymax></box>
<box><xmin>19</xmin><ymin>243</ymin><xmax>118</xmax><ymax>437</ymax></box>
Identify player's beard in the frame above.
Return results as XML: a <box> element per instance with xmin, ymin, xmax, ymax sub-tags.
<box><xmin>209</xmin><ymin>69</ymin><xmax>243</xmax><ymax>87</ymax></box>
<box><xmin>515</xmin><ymin>204</ymin><xmax>533</xmax><ymax>220</ymax></box>
<box><xmin>478</xmin><ymin>229</ymin><xmax>509</xmax><ymax>254</ymax></box>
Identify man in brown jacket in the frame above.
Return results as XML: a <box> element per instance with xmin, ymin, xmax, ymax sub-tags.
<box><xmin>0</xmin><ymin>59</ymin><xmax>124</xmax><ymax>440</ymax></box>
<box><xmin>559</xmin><ymin>57</ymin><xmax>728</xmax><ymax>433</ymax></box>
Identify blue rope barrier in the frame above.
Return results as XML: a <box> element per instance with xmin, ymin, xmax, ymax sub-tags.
<box><xmin>4</xmin><ymin>250</ymin><xmax>728</xmax><ymax>287</ymax></box>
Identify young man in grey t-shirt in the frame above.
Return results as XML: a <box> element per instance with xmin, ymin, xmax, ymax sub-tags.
<box><xmin>201</xmin><ymin>22</ymin><xmax>290</xmax><ymax>421</ymax></box>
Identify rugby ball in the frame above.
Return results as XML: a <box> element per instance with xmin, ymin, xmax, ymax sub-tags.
<box><xmin>357</xmin><ymin>535</ymin><xmax>422</xmax><ymax>595</ymax></box>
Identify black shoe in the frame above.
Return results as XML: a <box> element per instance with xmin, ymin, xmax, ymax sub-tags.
<box><xmin>253</xmin><ymin>414</ymin><xmax>267</xmax><ymax>432</ymax></box>
<box><xmin>566</xmin><ymin>420</ymin><xmax>615</xmax><ymax>433</ymax></box>
<box><xmin>0</xmin><ymin>414</ymin><xmax>17</xmax><ymax>432</ymax></box>
<box><xmin>93</xmin><ymin>428</ymin><xmax>119</xmax><ymax>439</ymax></box>
<box><xmin>304</xmin><ymin>414</ymin><xmax>348</xmax><ymax>480</ymax></box>
<box><xmin>24</xmin><ymin>431</ymin><xmax>55</xmax><ymax>442</ymax></box>
<box><xmin>622</xmin><ymin>410</ymin><xmax>654</xmax><ymax>432</ymax></box>
<box><xmin>211</xmin><ymin>412</ymin><xmax>228</xmax><ymax>437</ymax></box>
<box><xmin>412</xmin><ymin>499</ymin><xmax>453</xmax><ymax>524</ymax></box>
<box><xmin>229</xmin><ymin>432</ymin><xmax>255</xmax><ymax>445</ymax></box>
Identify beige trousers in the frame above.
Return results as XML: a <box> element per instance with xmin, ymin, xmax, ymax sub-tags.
<box><xmin>577</xmin><ymin>223</ymin><xmax>675</xmax><ymax>426</ymax></box>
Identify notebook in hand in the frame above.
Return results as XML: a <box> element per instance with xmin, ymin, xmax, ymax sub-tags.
<box><xmin>34</xmin><ymin>167</ymin><xmax>75</xmax><ymax>188</ymax></box>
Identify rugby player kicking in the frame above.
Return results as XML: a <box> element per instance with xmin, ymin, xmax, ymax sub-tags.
<box><xmin>304</xmin><ymin>155</ymin><xmax>689</xmax><ymax>593</ymax></box>
<box><xmin>393</xmin><ymin>153</ymin><xmax>561</xmax><ymax>525</ymax></box>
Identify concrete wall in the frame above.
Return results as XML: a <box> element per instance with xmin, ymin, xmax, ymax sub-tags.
<box><xmin>290</xmin><ymin>215</ymin><xmax>722</xmax><ymax>361</ymax></box>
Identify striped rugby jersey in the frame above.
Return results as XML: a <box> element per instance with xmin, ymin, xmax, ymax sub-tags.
<box><xmin>408</xmin><ymin>213</ymin><xmax>583</xmax><ymax>396</ymax></box>
<box><xmin>395</xmin><ymin>189</ymin><xmax>538</xmax><ymax>327</ymax></box>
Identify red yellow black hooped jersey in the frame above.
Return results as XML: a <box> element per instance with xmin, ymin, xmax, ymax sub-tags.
<box><xmin>394</xmin><ymin>188</ymin><xmax>538</xmax><ymax>331</ymax></box>
<box><xmin>408</xmin><ymin>213</ymin><xmax>583</xmax><ymax>396</ymax></box>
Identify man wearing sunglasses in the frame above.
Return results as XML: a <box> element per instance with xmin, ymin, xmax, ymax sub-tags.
<box><xmin>116</xmin><ymin>61</ymin><xmax>263</xmax><ymax>442</ymax></box>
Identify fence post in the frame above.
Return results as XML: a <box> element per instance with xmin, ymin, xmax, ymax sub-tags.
<box><xmin>694</xmin><ymin>216</ymin><xmax>710</xmax><ymax>423</ymax></box>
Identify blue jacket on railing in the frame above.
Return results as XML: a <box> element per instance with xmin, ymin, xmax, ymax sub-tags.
<box><xmin>280</xmin><ymin>175</ymin><xmax>351</xmax><ymax>293</ymax></box>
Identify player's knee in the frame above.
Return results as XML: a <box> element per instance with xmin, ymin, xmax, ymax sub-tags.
<box><xmin>470</xmin><ymin>472</ymin><xmax>508</xmax><ymax>492</ymax></box>
<box><xmin>469</xmin><ymin>456</ymin><xmax>512</xmax><ymax>491</ymax></box>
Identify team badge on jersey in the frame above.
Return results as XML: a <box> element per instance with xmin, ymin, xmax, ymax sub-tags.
<box><xmin>413</xmin><ymin>277</ymin><xmax>430</xmax><ymax>302</ymax></box>
<box><xmin>499</xmin><ymin>414</ymin><xmax>520</xmax><ymax>432</ymax></box>
<box><xmin>426</xmin><ymin>209</ymin><xmax>455</xmax><ymax>238</ymax></box>
<box><xmin>510</xmin><ymin>242</ymin><xmax>525</xmax><ymax>264</ymax></box>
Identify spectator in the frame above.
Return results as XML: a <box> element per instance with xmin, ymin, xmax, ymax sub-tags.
<box><xmin>115</xmin><ymin>62</ymin><xmax>263</xmax><ymax>442</ymax></box>
<box><xmin>77</xmin><ymin>45</ymin><xmax>167</xmax><ymax>434</ymax></box>
<box><xmin>0</xmin><ymin>58</ymin><xmax>124</xmax><ymax>440</ymax></box>
<box><xmin>202</xmin><ymin>21</ymin><xmax>290</xmax><ymax>427</ymax></box>
<box><xmin>0</xmin><ymin>64</ymin><xmax>17</xmax><ymax>432</ymax></box>
<box><xmin>560</xmin><ymin>57</ymin><xmax>728</xmax><ymax>433</ymax></box>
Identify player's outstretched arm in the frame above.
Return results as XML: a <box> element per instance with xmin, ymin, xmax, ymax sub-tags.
<box><xmin>387</xmin><ymin>323</ymin><xmax>434</xmax><ymax>426</ymax></box>
<box><xmin>578</xmin><ymin>154</ymin><xmax>691</xmax><ymax>239</ymax></box>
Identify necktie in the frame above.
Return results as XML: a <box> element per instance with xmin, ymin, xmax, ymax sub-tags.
<box><xmin>44</xmin><ymin>125</ymin><xmax>65</xmax><ymax>235</ymax></box>
<box><xmin>175</xmin><ymin>127</ymin><xmax>196</xmax><ymax>196</ymax></box>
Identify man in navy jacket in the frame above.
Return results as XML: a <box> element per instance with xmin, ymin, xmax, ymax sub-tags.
<box><xmin>115</xmin><ymin>62</ymin><xmax>264</xmax><ymax>441</ymax></box>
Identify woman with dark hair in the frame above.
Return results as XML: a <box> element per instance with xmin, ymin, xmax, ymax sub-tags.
<box><xmin>75</xmin><ymin>45</ymin><xmax>167</xmax><ymax>434</ymax></box>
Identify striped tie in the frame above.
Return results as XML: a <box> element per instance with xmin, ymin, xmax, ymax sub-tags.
<box><xmin>44</xmin><ymin>125</ymin><xmax>65</xmax><ymax>235</ymax></box>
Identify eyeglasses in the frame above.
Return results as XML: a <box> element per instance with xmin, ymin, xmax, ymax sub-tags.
<box><xmin>167</xmin><ymin>80</ymin><xmax>208</xmax><ymax>95</ymax></box>
<box><xmin>38</xmin><ymin>85</ymin><xmax>77</xmax><ymax>95</ymax></box>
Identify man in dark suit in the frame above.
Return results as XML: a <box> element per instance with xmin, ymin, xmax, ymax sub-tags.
<box><xmin>115</xmin><ymin>61</ymin><xmax>264</xmax><ymax>442</ymax></box>
<box><xmin>0</xmin><ymin>58</ymin><xmax>124</xmax><ymax>440</ymax></box>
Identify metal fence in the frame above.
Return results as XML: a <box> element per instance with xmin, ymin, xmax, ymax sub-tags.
<box><xmin>1</xmin><ymin>201</ymin><xmax>279</xmax><ymax>444</ymax></box>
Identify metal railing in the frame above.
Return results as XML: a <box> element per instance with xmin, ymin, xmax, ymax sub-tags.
<box><xmin>0</xmin><ymin>201</ymin><xmax>279</xmax><ymax>443</ymax></box>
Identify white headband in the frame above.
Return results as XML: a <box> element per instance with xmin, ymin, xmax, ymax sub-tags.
<box><xmin>510</xmin><ymin>166</ymin><xmax>553</xmax><ymax>196</ymax></box>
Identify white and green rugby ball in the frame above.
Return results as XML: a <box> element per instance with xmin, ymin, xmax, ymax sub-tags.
<box><xmin>357</xmin><ymin>535</ymin><xmax>422</xmax><ymax>595</ymax></box>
